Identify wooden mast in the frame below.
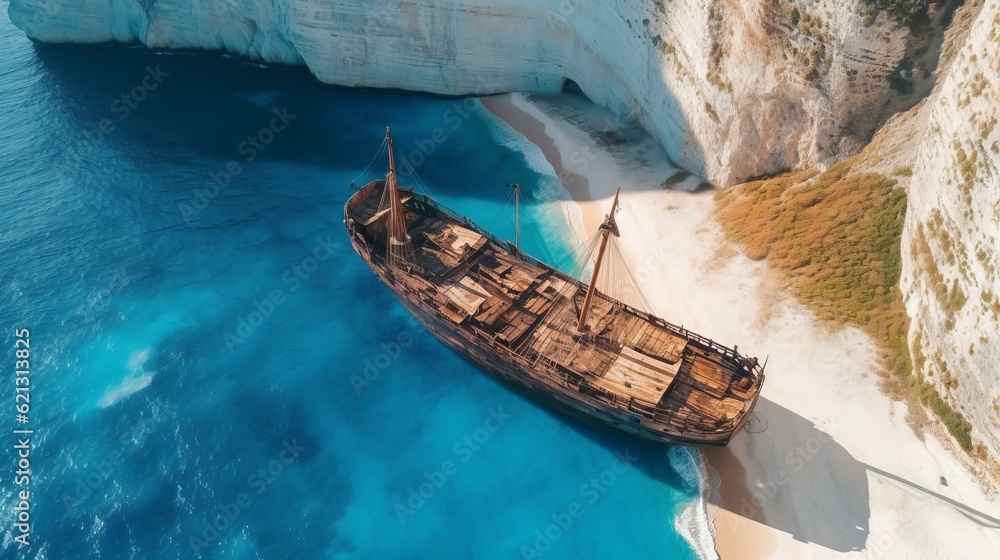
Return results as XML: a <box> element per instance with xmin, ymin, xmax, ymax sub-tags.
<box><xmin>576</xmin><ymin>187</ymin><xmax>621</xmax><ymax>332</ymax></box>
<box><xmin>385</xmin><ymin>126</ymin><xmax>410</xmax><ymax>261</ymax></box>
<box><xmin>506</xmin><ymin>183</ymin><xmax>520</xmax><ymax>252</ymax></box>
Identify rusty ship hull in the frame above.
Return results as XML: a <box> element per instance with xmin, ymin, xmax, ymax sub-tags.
<box><xmin>345</xmin><ymin>179</ymin><xmax>764</xmax><ymax>446</ymax></box>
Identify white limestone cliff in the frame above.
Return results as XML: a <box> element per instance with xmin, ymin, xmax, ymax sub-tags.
<box><xmin>900</xmin><ymin>0</ymin><xmax>1000</xmax><ymax>458</ymax></box>
<box><xmin>8</xmin><ymin>0</ymin><xmax>937</xmax><ymax>186</ymax></box>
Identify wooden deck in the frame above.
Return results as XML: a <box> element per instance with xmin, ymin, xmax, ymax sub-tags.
<box><xmin>345</xmin><ymin>180</ymin><xmax>765</xmax><ymax>445</ymax></box>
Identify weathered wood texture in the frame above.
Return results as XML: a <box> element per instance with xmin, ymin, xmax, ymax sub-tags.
<box><xmin>345</xmin><ymin>181</ymin><xmax>765</xmax><ymax>445</ymax></box>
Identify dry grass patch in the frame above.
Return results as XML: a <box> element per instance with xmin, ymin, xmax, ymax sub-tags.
<box><xmin>715</xmin><ymin>156</ymin><xmax>975</xmax><ymax>452</ymax></box>
<box><xmin>715</xmin><ymin>158</ymin><xmax>904</xmax><ymax>333</ymax></box>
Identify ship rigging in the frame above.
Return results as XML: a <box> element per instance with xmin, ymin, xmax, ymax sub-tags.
<box><xmin>344</xmin><ymin>127</ymin><xmax>765</xmax><ymax>445</ymax></box>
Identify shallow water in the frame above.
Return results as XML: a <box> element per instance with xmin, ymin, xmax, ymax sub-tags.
<box><xmin>0</xmin><ymin>5</ymin><xmax>706</xmax><ymax>559</ymax></box>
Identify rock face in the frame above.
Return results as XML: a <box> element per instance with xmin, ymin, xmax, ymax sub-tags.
<box><xmin>900</xmin><ymin>1</ymin><xmax>1000</xmax><ymax>457</ymax></box>
<box><xmin>8</xmin><ymin>0</ymin><xmax>940</xmax><ymax>185</ymax></box>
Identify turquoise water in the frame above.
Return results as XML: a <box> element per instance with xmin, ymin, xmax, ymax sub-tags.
<box><xmin>0</xmin><ymin>5</ymin><xmax>707</xmax><ymax>559</ymax></box>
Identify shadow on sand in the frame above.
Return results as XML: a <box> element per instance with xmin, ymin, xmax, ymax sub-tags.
<box><xmin>702</xmin><ymin>397</ymin><xmax>1000</xmax><ymax>553</ymax></box>
<box><xmin>703</xmin><ymin>397</ymin><xmax>870</xmax><ymax>553</ymax></box>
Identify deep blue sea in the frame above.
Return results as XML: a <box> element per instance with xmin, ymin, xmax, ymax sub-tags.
<box><xmin>0</xmin><ymin>5</ymin><xmax>709</xmax><ymax>559</ymax></box>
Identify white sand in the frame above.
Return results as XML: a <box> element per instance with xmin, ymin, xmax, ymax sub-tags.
<box><xmin>482</xmin><ymin>92</ymin><xmax>1000</xmax><ymax>560</ymax></box>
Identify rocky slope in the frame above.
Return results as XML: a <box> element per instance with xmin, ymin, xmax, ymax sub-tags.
<box><xmin>899</xmin><ymin>0</ymin><xmax>1000</xmax><ymax>459</ymax></box>
<box><xmin>715</xmin><ymin>0</ymin><xmax>1000</xmax><ymax>462</ymax></box>
<box><xmin>9</xmin><ymin>0</ymin><xmax>943</xmax><ymax>185</ymax></box>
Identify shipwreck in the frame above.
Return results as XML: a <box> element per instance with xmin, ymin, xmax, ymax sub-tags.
<box><xmin>344</xmin><ymin>128</ymin><xmax>765</xmax><ymax>445</ymax></box>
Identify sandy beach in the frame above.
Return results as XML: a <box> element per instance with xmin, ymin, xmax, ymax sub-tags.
<box><xmin>482</xmin><ymin>92</ymin><xmax>1000</xmax><ymax>559</ymax></box>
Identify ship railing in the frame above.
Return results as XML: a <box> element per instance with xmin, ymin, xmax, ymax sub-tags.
<box><xmin>409</xmin><ymin>189</ymin><xmax>767</xmax><ymax>381</ymax></box>
<box><xmin>631</xmin><ymin>310</ymin><xmax>767</xmax><ymax>379</ymax></box>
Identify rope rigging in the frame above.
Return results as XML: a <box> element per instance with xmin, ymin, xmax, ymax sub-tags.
<box><xmin>396</xmin><ymin>150</ymin><xmax>432</xmax><ymax>196</ymax></box>
<box><xmin>359</xmin><ymin>130</ymin><xmax>654</xmax><ymax>334</ymax></box>
<box><xmin>601</xmin><ymin>234</ymin><xmax>654</xmax><ymax>314</ymax></box>
<box><xmin>520</xmin><ymin>191</ymin><xmax>655</xmax><ymax>355</ymax></box>
<box><xmin>348</xmin><ymin>133</ymin><xmax>431</xmax><ymax>198</ymax></box>
<box><xmin>484</xmin><ymin>187</ymin><xmax>517</xmax><ymax>237</ymax></box>
<box><xmin>348</xmin><ymin>137</ymin><xmax>388</xmax><ymax>187</ymax></box>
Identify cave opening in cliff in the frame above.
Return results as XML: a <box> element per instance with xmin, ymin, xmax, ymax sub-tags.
<box><xmin>561</xmin><ymin>78</ymin><xmax>586</xmax><ymax>97</ymax></box>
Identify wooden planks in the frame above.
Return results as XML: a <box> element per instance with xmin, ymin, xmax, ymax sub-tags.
<box><xmin>633</xmin><ymin>323</ymin><xmax>686</xmax><ymax>363</ymax></box>
<box><xmin>444</xmin><ymin>276</ymin><xmax>490</xmax><ymax>316</ymax></box>
<box><xmin>653</xmin><ymin>345</ymin><xmax>752</xmax><ymax>434</ymax></box>
<box><xmin>496</xmin><ymin>307</ymin><xmax>535</xmax><ymax>344</ymax></box>
<box><xmin>619</xmin><ymin>346</ymin><xmax>681</xmax><ymax>380</ymax></box>
<box><xmin>596</xmin><ymin>346</ymin><xmax>680</xmax><ymax>404</ymax></box>
<box><xmin>359</xmin><ymin>193</ymin><xmax>414</xmax><ymax>226</ymax></box>
<box><xmin>473</xmin><ymin>296</ymin><xmax>508</xmax><ymax>325</ymax></box>
<box><xmin>687</xmin><ymin>356</ymin><xmax>733</xmax><ymax>399</ymax></box>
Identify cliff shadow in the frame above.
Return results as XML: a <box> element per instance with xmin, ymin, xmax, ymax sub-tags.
<box><xmin>703</xmin><ymin>397</ymin><xmax>870</xmax><ymax>553</ymax></box>
<box><xmin>28</xmin><ymin>41</ymin><xmax>421</xmax><ymax>168</ymax></box>
<box><xmin>29</xmin><ymin>40</ymin><xmax>707</xmax><ymax>233</ymax></box>
<box><xmin>482</xmin><ymin>85</ymin><xmax>707</xmax><ymax>209</ymax></box>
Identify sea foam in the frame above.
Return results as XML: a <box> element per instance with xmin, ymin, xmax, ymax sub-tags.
<box><xmin>97</xmin><ymin>348</ymin><xmax>155</xmax><ymax>408</ymax></box>
<box><xmin>670</xmin><ymin>446</ymin><xmax>721</xmax><ymax>560</ymax></box>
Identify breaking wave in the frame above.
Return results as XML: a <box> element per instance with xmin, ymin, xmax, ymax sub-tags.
<box><xmin>670</xmin><ymin>446</ymin><xmax>721</xmax><ymax>560</ymax></box>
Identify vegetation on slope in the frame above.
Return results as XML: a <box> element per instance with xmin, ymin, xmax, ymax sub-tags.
<box><xmin>715</xmin><ymin>156</ymin><xmax>975</xmax><ymax>452</ymax></box>
<box><xmin>860</xmin><ymin>0</ymin><xmax>938</xmax><ymax>28</ymax></box>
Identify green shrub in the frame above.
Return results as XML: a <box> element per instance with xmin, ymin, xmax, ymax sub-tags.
<box><xmin>918</xmin><ymin>381</ymin><xmax>973</xmax><ymax>450</ymax></box>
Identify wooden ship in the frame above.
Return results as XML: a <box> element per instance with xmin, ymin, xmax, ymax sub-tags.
<box><xmin>344</xmin><ymin>128</ymin><xmax>765</xmax><ymax>445</ymax></box>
